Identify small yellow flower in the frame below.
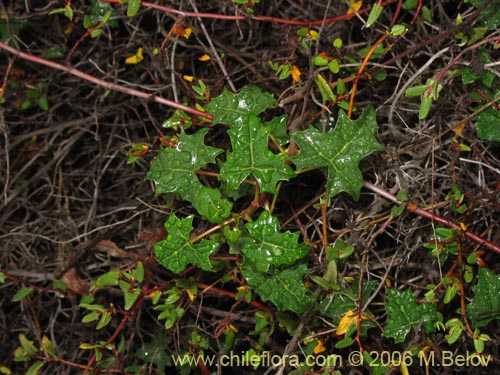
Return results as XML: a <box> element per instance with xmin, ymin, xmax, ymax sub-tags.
<box><xmin>290</xmin><ymin>65</ymin><xmax>301</xmax><ymax>83</ymax></box>
<box><xmin>313</xmin><ymin>339</ymin><xmax>326</xmax><ymax>354</ymax></box>
<box><xmin>183</xmin><ymin>75</ymin><xmax>194</xmax><ymax>82</ymax></box>
<box><xmin>183</xmin><ymin>27</ymin><xmax>192</xmax><ymax>39</ymax></box>
<box><xmin>198</xmin><ymin>54</ymin><xmax>211</xmax><ymax>62</ymax></box>
<box><xmin>307</xmin><ymin>29</ymin><xmax>318</xmax><ymax>41</ymax></box>
<box><xmin>228</xmin><ymin>324</ymin><xmax>238</xmax><ymax>333</ymax></box>
<box><xmin>185</xmin><ymin>288</ymin><xmax>196</xmax><ymax>301</ymax></box>
<box><xmin>336</xmin><ymin>310</ymin><xmax>357</xmax><ymax>335</ymax></box>
<box><xmin>125</xmin><ymin>47</ymin><xmax>144</xmax><ymax>64</ymax></box>
<box><xmin>347</xmin><ymin>0</ymin><xmax>363</xmax><ymax>14</ymax></box>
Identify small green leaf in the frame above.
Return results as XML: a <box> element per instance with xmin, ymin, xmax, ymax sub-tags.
<box><xmin>243</xmin><ymin>264</ymin><xmax>314</xmax><ymax>314</ymax></box>
<box><xmin>127</xmin><ymin>0</ymin><xmax>142</xmax><ymax>16</ymax></box>
<box><xmin>396</xmin><ymin>189</ymin><xmax>409</xmax><ymax>201</ymax></box>
<box><xmin>328</xmin><ymin>59</ymin><xmax>340</xmax><ymax>74</ymax></box>
<box><xmin>37</xmin><ymin>97</ymin><xmax>49</xmax><ymax>111</ymax></box>
<box><xmin>403</xmin><ymin>0</ymin><xmax>417</xmax><ymax>9</ymax></box>
<box><xmin>418</xmin><ymin>95</ymin><xmax>433</xmax><ymax>119</ymax></box>
<box><xmin>96</xmin><ymin>311</ymin><xmax>112</xmax><ymax>330</ymax></box>
<box><xmin>162</xmin><ymin>109</ymin><xmax>192</xmax><ymax>130</ymax></box>
<box><xmin>422</xmin><ymin>6</ymin><xmax>432</xmax><ymax>22</ymax></box>
<box><xmin>390</xmin><ymin>24</ymin><xmax>406</xmax><ymax>36</ymax></box>
<box><xmin>90</xmin><ymin>29</ymin><xmax>103</xmax><ymax>38</ymax></box>
<box><xmin>383</xmin><ymin>288</ymin><xmax>437</xmax><ymax>343</ymax></box>
<box><xmin>12</xmin><ymin>287</ymin><xmax>33</xmax><ymax>302</ymax></box>
<box><xmin>291</xmin><ymin>107</ymin><xmax>384</xmax><ymax>200</ymax></box>
<box><xmin>154</xmin><ymin>214</ymin><xmax>219</xmax><ymax>274</ymax></box>
<box><xmin>64</xmin><ymin>5</ymin><xmax>74</xmax><ymax>20</ymax></box>
<box><xmin>335</xmin><ymin>336</ymin><xmax>354</xmax><ymax>349</ymax></box>
<box><xmin>445</xmin><ymin>323</ymin><xmax>463</xmax><ymax>344</ymax></box>
<box><xmin>313</xmin><ymin>55</ymin><xmax>329</xmax><ymax>66</ymax></box>
<box><xmin>26</xmin><ymin>361</ymin><xmax>44</xmax><ymax>375</ymax></box>
<box><xmin>366</xmin><ymin>4</ymin><xmax>384</xmax><ymax>28</ymax></box>
<box><xmin>240</xmin><ymin>211</ymin><xmax>309</xmax><ymax>272</ymax></box>
<box><xmin>390</xmin><ymin>203</ymin><xmax>406</xmax><ymax>217</ymax></box>
<box><xmin>95</xmin><ymin>269</ymin><xmax>120</xmax><ymax>287</ymax></box>
<box><xmin>467</xmin><ymin>267</ymin><xmax>500</xmax><ymax>328</ymax></box>
<box><xmin>474</xmin><ymin>338</ymin><xmax>485</xmax><ymax>353</ymax></box>
<box><xmin>372</xmin><ymin>68</ymin><xmax>387</xmax><ymax>81</ymax></box>
<box><xmin>336</xmin><ymin>79</ymin><xmax>347</xmax><ymax>95</ymax></box>
<box><xmin>124</xmin><ymin>289</ymin><xmax>141</xmax><ymax>310</ymax></box>
<box><xmin>52</xmin><ymin>279</ymin><xmax>68</xmax><ymax>289</ymax></box>
<box><xmin>19</xmin><ymin>334</ymin><xmax>38</xmax><ymax>355</ymax></box>
<box><xmin>333</xmin><ymin>38</ymin><xmax>343</xmax><ymax>48</ymax></box>
<box><xmin>130</xmin><ymin>262</ymin><xmax>144</xmax><ymax>283</ymax></box>
<box><xmin>82</xmin><ymin>311</ymin><xmax>100</xmax><ymax>323</ymax></box>
<box><xmin>357</xmin><ymin>44</ymin><xmax>385</xmax><ymax>59</ymax></box>
<box><xmin>41</xmin><ymin>336</ymin><xmax>59</xmax><ymax>360</ymax></box>
<box><xmin>315</xmin><ymin>73</ymin><xmax>336</xmax><ymax>103</ymax></box>
<box><xmin>405</xmin><ymin>84</ymin><xmax>427</xmax><ymax>97</ymax></box>
<box><xmin>327</xmin><ymin>239</ymin><xmax>354</xmax><ymax>260</ymax></box>
<box><xmin>444</xmin><ymin>284</ymin><xmax>459</xmax><ymax>304</ymax></box>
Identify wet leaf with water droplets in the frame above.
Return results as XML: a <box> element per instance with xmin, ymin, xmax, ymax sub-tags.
<box><xmin>206</xmin><ymin>85</ymin><xmax>276</xmax><ymax>126</ymax></box>
<box><xmin>154</xmin><ymin>214</ymin><xmax>219</xmax><ymax>274</ymax></box>
<box><xmin>220</xmin><ymin>113</ymin><xmax>295</xmax><ymax>194</ymax></box>
<box><xmin>243</xmin><ymin>264</ymin><xmax>314</xmax><ymax>314</ymax></box>
<box><xmin>291</xmin><ymin>107</ymin><xmax>384</xmax><ymax>200</ymax></box>
<box><xmin>146</xmin><ymin>129</ymin><xmax>232</xmax><ymax>223</ymax></box>
<box><xmin>241</xmin><ymin>211</ymin><xmax>309</xmax><ymax>272</ymax></box>
<box><xmin>383</xmin><ymin>288</ymin><xmax>437</xmax><ymax>343</ymax></box>
<box><xmin>467</xmin><ymin>267</ymin><xmax>500</xmax><ymax>328</ymax></box>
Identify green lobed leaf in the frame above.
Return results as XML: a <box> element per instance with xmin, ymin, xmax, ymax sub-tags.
<box><xmin>476</xmin><ymin>106</ymin><xmax>500</xmax><ymax>142</ymax></box>
<box><xmin>291</xmin><ymin>107</ymin><xmax>384</xmax><ymax>200</ymax></box>
<box><xmin>240</xmin><ymin>211</ymin><xmax>309</xmax><ymax>272</ymax></box>
<box><xmin>469</xmin><ymin>0</ymin><xmax>500</xmax><ymax>29</ymax></box>
<box><xmin>183</xmin><ymin>186</ymin><xmax>233</xmax><ymax>223</ymax></box>
<box><xmin>146</xmin><ymin>129</ymin><xmax>232</xmax><ymax>223</ymax></box>
<box><xmin>206</xmin><ymin>85</ymin><xmax>276</xmax><ymax>126</ymax></box>
<box><xmin>317</xmin><ymin>278</ymin><xmax>376</xmax><ymax>320</ymax></box>
<box><xmin>383</xmin><ymin>288</ymin><xmax>437</xmax><ymax>343</ymax></box>
<box><xmin>265</xmin><ymin>114</ymin><xmax>289</xmax><ymax>147</ymax></box>
<box><xmin>243</xmin><ymin>264</ymin><xmax>314</xmax><ymax>314</ymax></box>
<box><xmin>467</xmin><ymin>267</ymin><xmax>500</xmax><ymax>328</ymax></box>
<box><xmin>154</xmin><ymin>214</ymin><xmax>219</xmax><ymax>274</ymax></box>
<box><xmin>220</xmin><ymin>113</ymin><xmax>295</xmax><ymax>194</ymax></box>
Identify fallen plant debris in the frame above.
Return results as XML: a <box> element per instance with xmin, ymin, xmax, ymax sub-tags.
<box><xmin>0</xmin><ymin>1</ymin><xmax>499</xmax><ymax>374</ymax></box>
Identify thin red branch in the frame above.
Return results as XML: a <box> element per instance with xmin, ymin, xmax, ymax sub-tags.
<box><xmin>363</xmin><ymin>181</ymin><xmax>500</xmax><ymax>255</ymax></box>
<box><xmin>82</xmin><ymin>314</ymin><xmax>130</xmax><ymax>375</ymax></box>
<box><xmin>383</xmin><ymin>0</ymin><xmax>491</xmax><ymax>66</ymax></box>
<box><xmin>104</xmin><ymin>0</ymin><xmax>398</xmax><ymax>26</ymax></box>
<box><xmin>198</xmin><ymin>282</ymin><xmax>273</xmax><ymax>312</ymax></box>
<box><xmin>0</xmin><ymin>42</ymin><xmax>211</xmax><ymax>120</ymax></box>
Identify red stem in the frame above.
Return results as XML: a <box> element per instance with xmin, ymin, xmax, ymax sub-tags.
<box><xmin>363</xmin><ymin>181</ymin><xmax>500</xmax><ymax>255</ymax></box>
<box><xmin>104</xmin><ymin>0</ymin><xmax>398</xmax><ymax>26</ymax></box>
<box><xmin>0</xmin><ymin>42</ymin><xmax>211</xmax><ymax>120</ymax></box>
